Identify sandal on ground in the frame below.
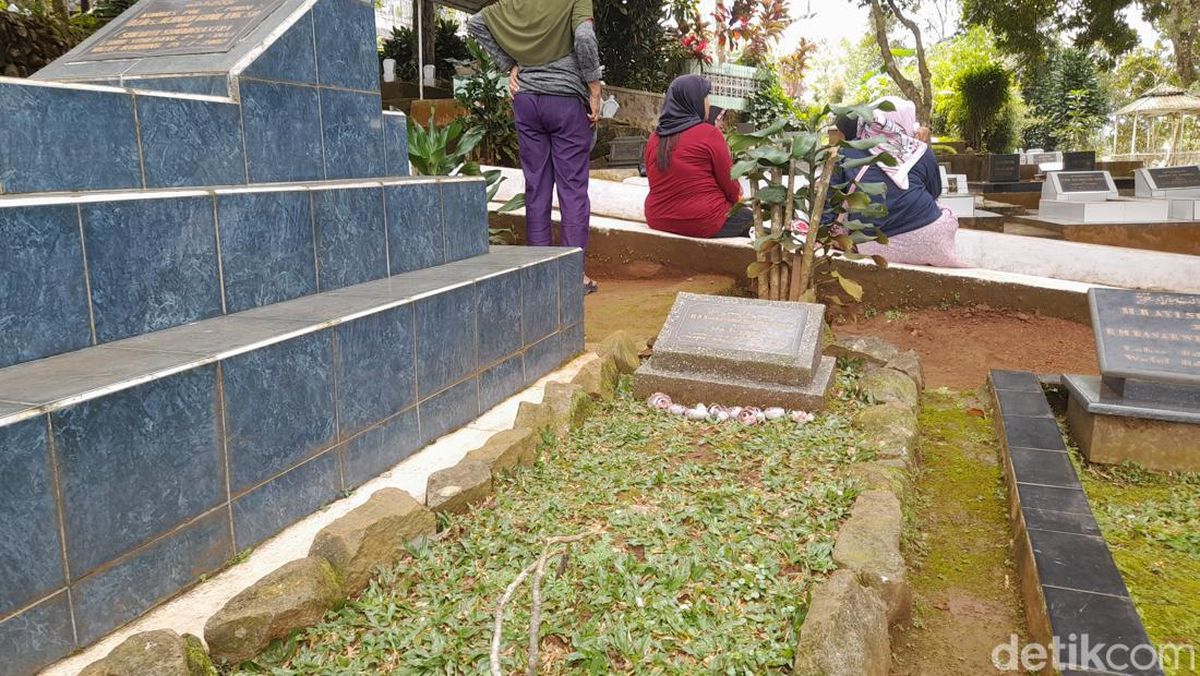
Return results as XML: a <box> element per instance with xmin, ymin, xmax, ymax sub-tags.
<box><xmin>585</xmin><ymin>280</ymin><xmax>599</xmax><ymax>295</ymax></box>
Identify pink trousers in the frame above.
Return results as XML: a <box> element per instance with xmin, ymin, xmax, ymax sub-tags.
<box><xmin>856</xmin><ymin>208</ymin><xmax>965</xmax><ymax>268</ymax></box>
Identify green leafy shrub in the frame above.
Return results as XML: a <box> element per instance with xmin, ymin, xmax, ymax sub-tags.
<box><xmin>1020</xmin><ymin>47</ymin><xmax>1110</xmax><ymax>150</ymax></box>
<box><xmin>453</xmin><ymin>41</ymin><xmax>519</xmax><ymax>167</ymax></box>
<box><xmin>744</xmin><ymin>68</ymin><xmax>796</xmax><ymax>130</ymax></box>
<box><xmin>953</xmin><ymin>63</ymin><xmax>1011</xmax><ymax>152</ymax></box>
<box><xmin>595</xmin><ymin>0</ymin><xmax>678</xmax><ymax>90</ymax></box>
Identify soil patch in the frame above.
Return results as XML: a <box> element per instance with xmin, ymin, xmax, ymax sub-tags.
<box><xmin>584</xmin><ymin>272</ymin><xmax>741</xmax><ymax>346</ymax></box>
<box><xmin>890</xmin><ymin>390</ymin><xmax>1027</xmax><ymax>675</ymax></box>
<box><xmin>836</xmin><ymin>307</ymin><xmax>1098</xmax><ymax>390</ymax></box>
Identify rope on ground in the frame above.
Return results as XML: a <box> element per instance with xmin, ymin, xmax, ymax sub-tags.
<box><xmin>489</xmin><ymin>529</ymin><xmax>603</xmax><ymax>676</ymax></box>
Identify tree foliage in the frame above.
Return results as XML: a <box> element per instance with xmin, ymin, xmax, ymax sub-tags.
<box><xmin>595</xmin><ymin>0</ymin><xmax>681</xmax><ymax>91</ymax></box>
<box><xmin>953</xmin><ymin>63</ymin><xmax>1012</xmax><ymax>151</ymax></box>
<box><xmin>1021</xmin><ymin>47</ymin><xmax>1110</xmax><ymax>150</ymax></box>
<box><xmin>744</xmin><ymin>68</ymin><xmax>797</xmax><ymax>129</ymax></box>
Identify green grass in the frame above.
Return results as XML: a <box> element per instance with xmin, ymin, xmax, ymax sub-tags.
<box><xmin>240</xmin><ymin>378</ymin><xmax>873</xmax><ymax>674</ymax></box>
<box><xmin>1074</xmin><ymin>460</ymin><xmax>1200</xmax><ymax>676</ymax></box>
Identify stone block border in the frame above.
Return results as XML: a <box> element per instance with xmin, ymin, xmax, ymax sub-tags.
<box><xmin>792</xmin><ymin>336</ymin><xmax>923</xmax><ymax>676</ymax></box>
<box><xmin>77</xmin><ymin>332</ymin><xmax>642</xmax><ymax>674</ymax></box>
<box><xmin>988</xmin><ymin>369</ymin><xmax>1164</xmax><ymax>676</ymax></box>
<box><xmin>80</xmin><ymin>330</ymin><xmax>920</xmax><ymax>675</ymax></box>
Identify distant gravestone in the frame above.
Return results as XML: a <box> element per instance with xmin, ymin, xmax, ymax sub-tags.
<box><xmin>988</xmin><ymin>154</ymin><xmax>1020</xmax><ymax>183</ymax></box>
<box><xmin>1148</xmin><ymin>165</ymin><xmax>1200</xmax><ymax>190</ymax></box>
<box><xmin>1063</xmin><ymin>288</ymin><xmax>1200</xmax><ymax>471</ymax></box>
<box><xmin>633</xmin><ymin>293</ymin><xmax>835</xmax><ymax>410</ymax></box>
<box><xmin>1063</xmin><ymin>151</ymin><xmax>1096</xmax><ymax>172</ymax></box>
<box><xmin>1054</xmin><ymin>171</ymin><xmax>1113</xmax><ymax>194</ymax></box>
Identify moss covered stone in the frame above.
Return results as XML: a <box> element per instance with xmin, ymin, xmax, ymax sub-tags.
<box><xmin>308</xmin><ymin>488</ymin><xmax>435</xmax><ymax>595</ymax></box>
<box><xmin>596</xmin><ymin>330</ymin><xmax>642</xmax><ymax>375</ymax></box>
<box><xmin>826</xmin><ymin>335</ymin><xmax>900</xmax><ymax>367</ymax></box>
<box><xmin>426</xmin><ymin>460</ymin><xmax>493</xmax><ymax>514</ymax></box>
<box><xmin>860</xmin><ymin>367</ymin><xmax>919</xmax><ymax>409</ymax></box>
<box><xmin>204</xmin><ymin>557</ymin><xmax>343</xmax><ymax>666</ymax></box>
<box><xmin>832</xmin><ymin>490</ymin><xmax>910</xmax><ymax>625</ymax></box>
<box><xmin>464</xmin><ymin>427</ymin><xmax>537</xmax><ymax>475</ymax></box>
<box><xmin>544</xmin><ymin>381</ymin><xmax>595</xmax><ymax>437</ymax></box>
<box><xmin>793</xmin><ymin>570</ymin><xmax>890</xmax><ymax>676</ymax></box>
<box><xmin>853</xmin><ymin>403</ymin><xmax>919</xmax><ymax>465</ymax></box>
<box><xmin>80</xmin><ymin>629</ymin><xmax>216</xmax><ymax>676</ymax></box>
<box><xmin>570</xmin><ymin>353</ymin><xmax>620</xmax><ymax>400</ymax></box>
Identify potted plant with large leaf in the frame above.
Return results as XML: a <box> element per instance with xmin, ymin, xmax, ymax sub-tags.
<box><xmin>729</xmin><ymin>100</ymin><xmax>897</xmax><ymax>304</ymax></box>
<box><xmin>408</xmin><ymin>110</ymin><xmax>524</xmax><ymax>242</ymax></box>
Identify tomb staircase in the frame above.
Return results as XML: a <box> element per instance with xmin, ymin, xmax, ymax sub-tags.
<box><xmin>0</xmin><ymin>1</ymin><xmax>582</xmax><ymax>673</ymax></box>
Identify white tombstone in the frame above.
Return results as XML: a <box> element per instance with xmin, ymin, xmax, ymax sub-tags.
<box><xmin>1029</xmin><ymin>151</ymin><xmax>1064</xmax><ymax>173</ymax></box>
<box><xmin>1038</xmin><ymin>171</ymin><xmax>1169</xmax><ymax>223</ymax></box>
<box><xmin>1134</xmin><ymin>166</ymin><xmax>1200</xmax><ymax>220</ymax></box>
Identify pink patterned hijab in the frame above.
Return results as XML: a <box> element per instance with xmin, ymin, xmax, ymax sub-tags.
<box><xmin>857</xmin><ymin>96</ymin><xmax>927</xmax><ymax>190</ymax></box>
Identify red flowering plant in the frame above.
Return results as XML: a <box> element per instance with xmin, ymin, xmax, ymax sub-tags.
<box><xmin>680</xmin><ymin>33</ymin><xmax>712</xmax><ymax>64</ymax></box>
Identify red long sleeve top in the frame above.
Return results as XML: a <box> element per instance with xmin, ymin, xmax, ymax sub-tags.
<box><xmin>643</xmin><ymin>124</ymin><xmax>742</xmax><ymax>238</ymax></box>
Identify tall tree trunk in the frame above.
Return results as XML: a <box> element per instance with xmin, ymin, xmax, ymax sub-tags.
<box><xmin>868</xmin><ymin>0</ymin><xmax>933</xmax><ymax>123</ymax></box>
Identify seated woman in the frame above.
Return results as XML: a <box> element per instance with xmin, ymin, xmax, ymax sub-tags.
<box><xmin>827</xmin><ymin>97</ymin><xmax>962</xmax><ymax>267</ymax></box>
<box><xmin>644</xmin><ymin>75</ymin><xmax>751</xmax><ymax>238</ymax></box>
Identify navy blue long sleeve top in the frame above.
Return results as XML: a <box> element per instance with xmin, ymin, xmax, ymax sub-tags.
<box><xmin>824</xmin><ymin>146</ymin><xmax>943</xmax><ymax>237</ymax></box>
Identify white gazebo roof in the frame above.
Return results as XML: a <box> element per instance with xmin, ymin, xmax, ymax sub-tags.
<box><xmin>1116</xmin><ymin>84</ymin><xmax>1200</xmax><ymax>117</ymax></box>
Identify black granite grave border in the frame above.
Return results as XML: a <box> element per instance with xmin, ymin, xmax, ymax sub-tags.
<box><xmin>989</xmin><ymin>369</ymin><xmax>1164</xmax><ymax>676</ymax></box>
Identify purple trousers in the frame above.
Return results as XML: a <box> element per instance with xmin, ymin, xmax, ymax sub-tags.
<box><xmin>513</xmin><ymin>93</ymin><xmax>591</xmax><ymax>250</ymax></box>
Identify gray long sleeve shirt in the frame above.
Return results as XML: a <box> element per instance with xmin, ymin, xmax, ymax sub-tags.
<box><xmin>467</xmin><ymin>14</ymin><xmax>601</xmax><ymax>102</ymax></box>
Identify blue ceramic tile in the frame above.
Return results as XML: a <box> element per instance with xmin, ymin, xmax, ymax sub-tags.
<box><xmin>521</xmin><ymin>261</ymin><xmax>559</xmax><ymax>345</ymax></box>
<box><xmin>312</xmin><ymin>0</ymin><xmax>380</xmax><ymax>92</ymax></box>
<box><xmin>0</xmin><ymin>205</ymin><xmax>92</xmax><ymax>368</ymax></box>
<box><xmin>320</xmin><ymin>89</ymin><xmax>384</xmax><ymax>180</ymax></box>
<box><xmin>123</xmin><ymin>75</ymin><xmax>229</xmax><ymax>97</ymax></box>
<box><xmin>561</xmin><ymin>321</ymin><xmax>585</xmax><ymax>360</ymax></box>
<box><xmin>419</xmin><ymin>378</ymin><xmax>479</xmax><ymax>445</ymax></box>
<box><xmin>558</xmin><ymin>252</ymin><xmax>585</xmax><ymax>328</ymax></box>
<box><xmin>82</xmin><ymin>196</ymin><xmax>222</xmax><ymax>343</ymax></box>
<box><xmin>383</xmin><ymin>112</ymin><xmax>410</xmax><ymax>177</ymax></box>
<box><xmin>477</xmin><ymin>272</ymin><xmax>522</xmax><ymax>365</ymax></box>
<box><xmin>217</xmin><ymin>191</ymin><xmax>317</xmax><ymax>312</ymax></box>
<box><xmin>313</xmin><ymin>187</ymin><xmax>388</xmax><ymax>291</ymax></box>
<box><xmin>0</xmin><ymin>591</ymin><xmax>75</xmax><ymax>676</ymax></box>
<box><xmin>524</xmin><ymin>332</ymin><xmax>565</xmax><ymax>385</ymax></box>
<box><xmin>385</xmin><ymin>183</ymin><xmax>444</xmax><ymax>274</ymax></box>
<box><xmin>240</xmin><ymin>80</ymin><xmax>324</xmax><ymax>183</ymax></box>
<box><xmin>415</xmin><ymin>285</ymin><xmax>477</xmax><ymax>397</ymax></box>
<box><xmin>479</xmin><ymin>355</ymin><xmax>524</xmax><ymax>412</ymax></box>
<box><xmin>223</xmin><ymin>332</ymin><xmax>337</xmax><ymax>493</ymax></box>
<box><xmin>52</xmin><ymin>366</ymin><xmax>222</xmax><ymax>577</ymax></box>
<box><xmin>339</xmin><ymin>408</ymin><xmax>420</xmax><ymax>490</ymax></box>
<box><xmin>71</xmin><ymin>508</ymin><xmax>231</xmax><ymax>646</ymax></box>
<box><xmin>0</xmin><ymin>417</ymin><xmax>63</xmax><ymax>618</ymax></box>
<box><xmin>243</xmin><ymin>12</ymin><xmax>318</xmax><ymax>85</ymax></box>
<box><xmin>334</xmin><ymin>304</ymin><xmax>416</xmax><ymax>436</ymax></box>
<box><xmin>136</xmin><ymin>95</ymin><xmax>245</xmax><ymax>189</ymax></box>
<box><xmin>232</xmin><ymin>451</ymin><xmax>340</xmax><ymax>549</ymax></box>
<box><xmin>0</xmin><ymin>81</ymin><xmax>141</xmax><ymax>193</ymax></box>
<box><xmin>441</xmin><ymin>181</ymin><xmax>488</xmax><ymax>262</ymax></box>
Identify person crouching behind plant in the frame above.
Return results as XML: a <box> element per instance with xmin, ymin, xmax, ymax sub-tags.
<box><xmin>643</xmin><ymin>75</ymin><xmax>754</xmax><ymax>239</ymax></box>
<box><xmin>468</xmin><ymin>0</ymin><xmax>602</xmax><ymax>293</ymax></box>
<box><xmin>825</xmin><ymin>97</ymin><xmax>963</xmax><ymax>268</ymax></box>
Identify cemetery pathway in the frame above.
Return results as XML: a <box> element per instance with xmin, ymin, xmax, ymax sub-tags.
<box><xmin>890</xmin><ymin>390</ymin><xmax>1027</xmax><ymax>675</ymax></box>
<box><xmin>837</xmin><ymin>307</ymin><xmax>1098</xmax><ymax>390</ymax></box>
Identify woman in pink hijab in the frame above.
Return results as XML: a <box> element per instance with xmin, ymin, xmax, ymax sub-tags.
<box><xmin>828</xmin><ymin>96</ymin><xmax>962</xmax><ymax>267</ymax></box>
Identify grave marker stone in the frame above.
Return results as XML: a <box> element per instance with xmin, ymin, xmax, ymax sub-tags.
<box><xmin>1134</xmin><ymin>165</ymin><xmax>1200</xmax><ymax>218</ymax></box>
<box><xmin>1063</xmin><ymin>288</ymin><xmax>1200</xmax><ymax>471</ymax></box>
<box><xmin>633</xmin><ymin>293</ymin><xmax>835</xmax><ymax>409</ymax></box>
<box><xmin>988</xmin><ymin>154</ymin><xmax>1020</xmax><ymax>183</ymax></box>
<box><xmin>74</xmin><ymin>0</ymin><xmax>287</xmax><ymax>61</ymax></box>
<box><xmin>1062</xmin><ymin>151</ymin><xmax>1096</xmax><ymax>172</ymax></box>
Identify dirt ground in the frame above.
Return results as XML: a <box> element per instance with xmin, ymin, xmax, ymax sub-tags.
<box><xmin>586</xmin><ymin>270</ymin><xmax>1099</xmax><ymax>390</ymax></box>
<box><xmin>836</xmin><ymin>307</ymin><xmax>1099</xmax><ymax>390</ymax></box>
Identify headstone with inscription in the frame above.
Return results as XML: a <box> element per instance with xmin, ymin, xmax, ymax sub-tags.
<box><xmin>1038</xmin><ymin>171</ymin><xmax>1169</xmax><ymax>223</ymax></box>
<box><xmin>633</xmin><ymin>293</ymin><xmax>836</xmax><ymax>410</ymax></box>
<box><xmin>988</xmin><ymin>154</ymin><xmax>1021</xmax><ymax>183</ymax></box>
<box><xmin>1063</xmin><ymin>288</ymin><xmax>1200</xmax><ymax>471</ymax></box>
<box><xmin>1134</xmin><ymin>165</ymin><xmax>1200</xmax><ymax>220</ymax></box>
<box><xmin>1062</xmin><ymin>151</ymin><xmax>1096</xmax><ymax>172</ymax></box>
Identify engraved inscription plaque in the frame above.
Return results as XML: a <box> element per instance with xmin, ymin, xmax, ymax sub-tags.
<box><xmin>1057</xmin><ymin>172</ymin><xmax>1111</xmax><ymax>193</ymax></box>
<box><xmin>1148</xmin><ymin>165</ymin><xmax>1200</xmax><ymax>190</ymax></box>
<box><xmin>1090</xmin><ymin>287</ymin><xmax>1200</xmax><ymax>386</ymax></box>
<box><xmin>988</xmin><ymin>154</ymin><xmax>1020</xmax><ymax>183</ymax></box>
<box><xmin>651</xmin><ymin>293</ymin><xmax>825</xmax><ymax>386</ymax></box>
<box><xmin>75</xmin><ymin>0</ymin><xmax>286</xmax><ymax>61</ymax></box>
